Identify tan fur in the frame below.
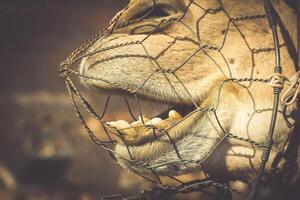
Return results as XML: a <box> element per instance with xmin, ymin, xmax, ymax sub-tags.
<box><xmin>80</xmin><ymin>0</ymin><xmax>298</xmax><ymax>195</ymax></box>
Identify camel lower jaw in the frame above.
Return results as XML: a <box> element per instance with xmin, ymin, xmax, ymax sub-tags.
<box><xmin>113</xmin><ymin>122</ymin><xmax>208</xmax><ymax>176</ymax></box>
<box><xmin>83</xmin><ymin>83</ymin><xmax>206</xmax><ymax>174</ymax></box>
<box><xmin>106</xmin><ymin>100</ymin><xmax>196</xmax><ymax>146</ymax></box>
<box><xmin>109</xmin><ymin>97</ymin><xmax>208</xmax><ymax>176</ymax></box>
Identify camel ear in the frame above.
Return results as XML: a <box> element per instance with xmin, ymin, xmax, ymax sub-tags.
<box><xmin>284</xmin><ymin>0</ymin><xmax>297</xmax><ymax>10</ymax></box>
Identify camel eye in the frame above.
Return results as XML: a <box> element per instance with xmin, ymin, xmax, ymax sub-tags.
<box><xmin>132</xmin><ymin>5</ymin><xmax>171</xmax><ymax>20</ymax></box>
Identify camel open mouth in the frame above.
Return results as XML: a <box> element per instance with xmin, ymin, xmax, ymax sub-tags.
<box><xmin>106</xmin><ymin>96</ymin><xmax>196</xmax><ymax>146</ymax></box>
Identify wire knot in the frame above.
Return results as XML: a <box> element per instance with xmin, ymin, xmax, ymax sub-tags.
<box><xmin>268</xmin><ymin>71</ymin><xmax>300</xmax><ymax>106</ymax></box>
<box><xmin>268</xmin><ymin>73</ymin><xmax>288</xmax><ymax>89</ymax></box>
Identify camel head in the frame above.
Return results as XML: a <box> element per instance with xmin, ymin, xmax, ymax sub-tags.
<box><xmin>78</xmin><ymin>0</ymin><xmax>298</xmax><ymax>185</ymax></box>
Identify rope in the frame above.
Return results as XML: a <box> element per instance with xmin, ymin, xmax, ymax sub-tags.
<box><xmin>268</xmin><ymin>71</ymin><xmax>300</xmax><ymax>106</ymax></box>
<box><xmin>282</xmin><ymin>71</ymin><xmax>300</xmax><ymax>106</ymax></box>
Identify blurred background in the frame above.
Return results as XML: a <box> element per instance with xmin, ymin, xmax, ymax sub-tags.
<box><xmin>0</xmin><ymin>0</ymin><xmax>160</xmax><ymax>199</ymax></box>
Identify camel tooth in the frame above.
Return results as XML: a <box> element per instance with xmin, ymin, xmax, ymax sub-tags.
<box><xmin>131</xmin><ymin>120</ymin><xmax>142</xmax><ymax>127</ymax></box>
<box><xmin>138</xmin><ymin>116</ymin><xmax>150</xmax><ymax>123</ymax></box>
<box><xmin>116</xmin><ymin>120</ymin><xmax>130</xmax><ymax>128</ymax></box>
<box><xmin>151</xmin><ymin>118</ymin><xmax>163</xmax><ymax>125</ymax></box>
<box><xmin>168</xmin><ymin>110</ymin><xmax>182</xmax><ymax>120</ymax></box>
<box><xmin>108</xmin><ymin>120</ymin><xmax>130</xmax><ymax>130</ymax></box>
<box><xmin>107</xmin><ymin>121</ymin><xmax>117</xmax><ymax>127</ymax></box>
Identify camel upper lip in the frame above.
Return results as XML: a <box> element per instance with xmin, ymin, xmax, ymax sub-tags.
<box><xmin>92</xmin><ymin>86</ymin><xmax>197</xmax><ymax>120</ymax></box>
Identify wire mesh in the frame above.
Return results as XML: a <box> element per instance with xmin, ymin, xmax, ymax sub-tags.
<box><xmin>59</xmin><ymin>0</ymin><xmax>297</xmax><ymax>199</ymax></box>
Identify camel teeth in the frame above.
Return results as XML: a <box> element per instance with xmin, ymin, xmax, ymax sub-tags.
<box><xmin>108</xmin><ymin>111</ymin><xmax>181</xmax><ymax>131</ymax></box>
<box><xmin>107</xmin><ymin>121</ymin><xmax>117</xmax><ymax>126</ymax></box>
<box><xmin>151</xmin><ymin>118</ymin><xmax>163</xmax><ymax>125</ymax></box>
<box><xmin>131</xmin><ymin>120</ymin><xmax>141</xmax><ymax>127</ymax></box>
<box><xmin>145</xmin><ymin>118</ymin><xmax>163</xmax><ymax>126</ymax></box>
<box><xmin>146</xmin><ymin>120</ymin><xmax>153</xmax><ymax>125</ymax></box>
<box><xmin>138</xmin><ymin>116</ymin><xmax>150</xmax><ymax>123</ymax></box>
<box><xmin>117</xmin><ymin>120</ymin><xmax>131</xmax><ymax>128</ymax></box>
<box><xmin>168</xmin><ymin>110</ymin><xmax>182</xmax><ymax>120</ymax></box>
<box><xmin>108</xmin><ymin>120</ymin><xmax>130</xmax><ymax>129</ymax></box>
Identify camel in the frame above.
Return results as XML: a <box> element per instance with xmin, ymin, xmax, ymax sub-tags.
<box><xmin>75</xmin><ymin>0</ymin><xmax>299</xmax><ymax>198</ymax></box>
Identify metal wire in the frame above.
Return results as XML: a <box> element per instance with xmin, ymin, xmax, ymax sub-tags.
<box><xmin>59</xmin><ymin>0</ymin><xmax>297</xmax><ymax>199</ymax></box>
<box><xmin>249</xmin><ymin>1</ymin><xmax>282</xmax><ymax>198</ymax></box>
